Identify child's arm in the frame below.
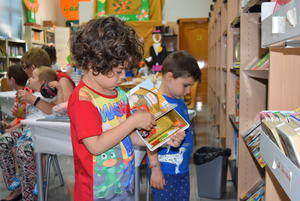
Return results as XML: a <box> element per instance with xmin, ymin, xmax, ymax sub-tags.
<box><xmin>146</xmin><ymin>149</ymin><xmax>166</xmax><ymax>190</ymax></box>
<box><xmin>17</xmin><ymin>89</ymin><xmax>55</xmax><ymax>114</ymax></box>
<box><xmin>58</xmin><ymin>77</ymin><xmax>74</xmax><ymax>102</ymax></box>
<box><xmin>131</xmin><ymin>130</ymin><xmax>186</xmax><ymax>147</ymax></box>
<box><xmin>82</xmin><ymin>111</ymin><xmax>155</xmax><ymax>155</ymax></box>
<box><xmin>49</xmin><ymin>81</ymin><xmax>64</xmax><ymax>104</ymax></box>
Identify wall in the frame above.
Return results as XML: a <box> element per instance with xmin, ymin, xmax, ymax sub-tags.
<box><xmin>36</xmin><ymin>0</ymin><xmax>66</xmax><ymax>26</ymax></box>
<box><xmin>163</xmin><ymin>0</ymin><xmax>212</xmax><ymax>22</ymax></box>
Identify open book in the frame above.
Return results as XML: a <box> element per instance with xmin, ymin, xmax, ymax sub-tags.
<box><xmin>127</xmin><ymin>81</ymin><xmax>189</xmax><ymax>151</ymax></box>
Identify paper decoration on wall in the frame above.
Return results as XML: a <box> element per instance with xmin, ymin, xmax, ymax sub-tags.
<box><xmin>113</xmin><ymin>0</ymin><xmax>132</xmax><ymax>14</ymax></box>
<box><xmin>60</xmin><ymin>0</ymin><xmax>91</xmax><ymax>21</ymax></box>
<box><xmin>23</xmin><ymin>0</ymin><xmax>39</xmax><ymax>24</ymax></box>
<box><xmin>60</xmin><ymin>0</ymin><xmax>79</xmax><ymax>21</ymax></box>
<box><xmin>96</xmin><ymin>0</ymin><xmax>149</xmax><ymax>21</ymax></box>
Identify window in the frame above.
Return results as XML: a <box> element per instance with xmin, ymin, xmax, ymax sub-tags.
<box><xmin>0</xmin><ymin>0</ymin><xmax>23</xmax><ymax>39</ymax></box>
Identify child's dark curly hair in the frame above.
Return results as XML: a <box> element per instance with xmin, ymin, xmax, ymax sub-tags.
<box><xmin>71</xmin><ymin>16</ymin><xmax>143</xmax><ymax>76</ymax></box>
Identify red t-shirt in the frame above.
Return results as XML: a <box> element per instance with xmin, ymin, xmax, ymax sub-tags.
<box><xmin>68</xmin><ymin>81</ymin><xmax>135</xmax><ymax>201</ymax></box>
<box><xmin>56</xmin><ymin>71</ymin><xmax>76</xmax><ymax>88</ymax></box>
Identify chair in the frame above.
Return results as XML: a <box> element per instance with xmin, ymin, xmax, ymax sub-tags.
<box><xmin>44</xmin><ymin>154</ymin><xmax>64</xmax><ymax>201</ymax></box>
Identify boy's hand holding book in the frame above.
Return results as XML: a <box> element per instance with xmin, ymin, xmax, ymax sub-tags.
<box><xmin>129</xmin><ymin>111</ymin><xmax>156</xmax><ymax>131</ymax></box>
<box><xmin>166</xmin><ymin>130</ymin><xmax>185</xmax><ymax>147</ymax></box>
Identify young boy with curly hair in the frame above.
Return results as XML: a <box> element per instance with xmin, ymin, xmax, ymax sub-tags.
<box><xmin>68</xmin><ymin>17</ymin><xmax>185</xmax><ymax>201</ymax></box>
<box><xmin>147</xmin><ymin>50</ymin><xmax>201</xmax><ymax>201</ymax></box>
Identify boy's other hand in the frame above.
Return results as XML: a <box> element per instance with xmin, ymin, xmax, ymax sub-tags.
<box><xmin>150</xmin><ymin>167</ymin><xmax>165</xmax><ymax>190</ymax></box>
<box><xmin>17</xmin><ymin>90</ymin><xmax>36</xmax><ymax>105</ymax></box>
<box><xmin>130</xmin><ymin>111</ymin><xmax>155</xmax><ymax>131</ymax></box>
<box><xmin>48</xmin><ymin>81</ymin><xmax>60</xmax><ymax>89</ymax></box>
<box><xmin>167</xmin><ymin>130</ymin><xmax>186</xmax><ymax>147</ymax></box>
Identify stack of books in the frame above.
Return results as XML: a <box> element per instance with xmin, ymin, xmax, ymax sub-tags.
<box><xmin>240</xmin><ymin>180</ymin><xmax>265</xmax><ymax>201</ymax></box>
<box><xmin>248</xmin><ymin>53</ymin><xmax>270</xmax><ymax>70</ymax></box>
<box><xmin>243</xmin><ymin>122</ymin><xmax>266</xmax><ymax>168</ymax></box>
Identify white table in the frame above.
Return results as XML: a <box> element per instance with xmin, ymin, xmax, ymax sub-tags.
<box><xmin>21</xmin><ymin>118</ymin><xmax>146</xmax><ymax>201</ymax></box>
<box><xmin>0</xmin><ymin>91</ymin><xmax>16</xmax><ymax>118</ymax></box>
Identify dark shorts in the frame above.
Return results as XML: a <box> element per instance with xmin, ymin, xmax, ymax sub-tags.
<box><xmin>150</xmin><ymin>171</ymin><xmax>190</xmax><ymax>201</ymax></box>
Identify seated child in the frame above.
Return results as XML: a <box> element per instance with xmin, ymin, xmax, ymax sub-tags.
<box><xmin>0</xmin><ymin>64</ymin><xmax>29</xmax><ymax>201</ymax></box>
<box><xmin>0</xmin><ymin>66</ymin><xmax>64</xmax><ymax>201</ymax></box>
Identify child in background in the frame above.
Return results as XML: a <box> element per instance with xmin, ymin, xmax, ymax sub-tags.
<box><xmin>0</xmin><ymin>64</ymin><xmax>29</xmax><ymax>201</ymax></box>
<box><xmin>68</xmin><ymin>16</ymin><xmax>185</xmax><ymax>201</ymax></box>
<box><xmin>42</xmin><ymin>44</ymin><xmax>60</xmax><ymax>71</ymax></box>
<box><xmin>147</xmin><ymin>50</ymin><xmax>201</xmax><ymax>201</ymax></box>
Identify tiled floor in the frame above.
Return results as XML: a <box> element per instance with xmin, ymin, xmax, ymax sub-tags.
<box><xmin>0</xmin><ymin>103</ymin><xmax>237</xmax><ymax>201</ymax></box>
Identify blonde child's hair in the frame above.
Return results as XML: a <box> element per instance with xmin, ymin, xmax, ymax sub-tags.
<box><xmin>38</xmin><ymin>66</ymin><xmax>57</xmax><ymax>82</ymax></box>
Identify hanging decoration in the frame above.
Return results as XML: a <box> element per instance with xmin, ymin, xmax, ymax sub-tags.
<box><xmin>96</xmin><ymin>0</ymin><xmax>149</xmax><ymax>21</ymax></box>
<box><xmin>60</xmin><ymin>0</ymin><xmax>80</xmax><ymax>21</ymax></box>
<box><xmin>23</xmin><ymin>0</ymin><xmax>39</xmax><ymax>24</ymax></box>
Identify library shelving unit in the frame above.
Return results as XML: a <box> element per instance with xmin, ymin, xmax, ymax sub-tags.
<box><xmin>0</xmin><ymin>37</ymin><xmax>26</xmax><ymax>71</ymax></box>
<box><xmin>24</xmin><ymin>26</ymin><xmax>55</xmax><ymax>49</ymax></box>
<box><xmin>260</xmin><ymin>2</ymin><xmax>300</xmax><ymax>201</ymax></box>
<box><xmin>208</xmin><ymin>0</ymin><xmax>300</xmax><ymax>200</ymax></box>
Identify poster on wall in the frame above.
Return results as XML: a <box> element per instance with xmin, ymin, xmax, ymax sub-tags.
<box><xmin>96</xmin><ymin>0</ymin><xmax>149</xmax><ymax>21</ymax></box>
<box><xmin>0</xmin><ymin>0</ymin><xmax>23</xmax><ymax>39</ymax></box>
<box><xmin>60</xmin><ymin>0</ymin><xmax>91</xmax><ymax>22</ymax></box>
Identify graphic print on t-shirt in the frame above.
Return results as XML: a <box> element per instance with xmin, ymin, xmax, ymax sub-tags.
<box><xmin>80</xmin><ymin>87</ymin><xmax>135</xmax><ymax>200</ymax></box>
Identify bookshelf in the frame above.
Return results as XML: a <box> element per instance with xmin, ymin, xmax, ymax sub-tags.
<box><xmin>24</xmin><ymin>26</ymin><xmax>55</xmax><ymax>49</ymax></box>
<box><xmin>208</xmin><ymin>0</ymin><xmax>300</xmax><ymax>200</ymax></box>
<box><xmin>0</xmin><ymin>37</ymin><xmax>26</xmax><ymax>71</ymax></box>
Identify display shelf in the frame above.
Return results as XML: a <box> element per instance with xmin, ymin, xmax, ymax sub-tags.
<box><xmin>244</xmin><ymin>69</ymin><xmax>269</xmax><ymax>79</ymax></box>
<box><xmin>8</xmin><ymin>56</ymin><xmax>22</xmax><ymax>59</ymax></box>
<box><xmin>261</xmin><ymin>132</ymin><xmax>300</xmax><ymax>201</ymax></box>
<box><xmin>261</xmin><ymin>0</ymin><xmax>300</xmax><ymax>47</ymax></box>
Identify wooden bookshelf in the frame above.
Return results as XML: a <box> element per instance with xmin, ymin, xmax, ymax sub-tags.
<box><xmin>0</xmin><ymin>37</ymin><xmax>26</xmax><ymax>71</ymax></box>
<box><xmin>208</xmin><ymin>0</ymin><xmax>300</xmax><ymax>200</ymax></box>
<box><xmin>24</xmin><ymin>26</ymin><xmax>56</xmax><ymax>49</ymax></box>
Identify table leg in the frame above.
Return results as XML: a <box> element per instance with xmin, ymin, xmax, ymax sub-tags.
<box><xmin>36</xmin><ymin>152</ymin><xmax>44</xmax><ymax>201</ymax></box>
<box><xmin>135</xmin><ymin>166</ymin><xmax>140</xmax><ymax>201</ymax></box>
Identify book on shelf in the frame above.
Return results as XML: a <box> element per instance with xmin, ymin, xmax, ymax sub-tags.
<box><xmin>127</xmin><ymin>80</ymin><xmax>189</xmax><ymax>151</ymax></box>
<box><xmin>240</xmin><ymin>180</ymin><xmax>265</xmax><ymax>201</ymax></box>
<box><xmin>276</xmin><ymin>123</ymin><xmax>300</xmax><ymax>168</ymax></box>
<box><xmin>260</xmin><ymin>110</ymin><xmax>300</xmax><ymax>154</ymax></box>
<box><xmin>261</xmin><ymin>120</ymin><xmax>285</xmax><ymax>153</ymax></box>
<box><xmin>249</xmin><ymin>53</ymin><xmax>270</xmax><ymax>70</ymax></box>
<box><xmin>243</xmin><ymin>122</ymin><xmax>266</xmax><ymax>168</ymax></box>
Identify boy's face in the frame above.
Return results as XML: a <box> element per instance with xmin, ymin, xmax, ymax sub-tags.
<box><xmin>28</xmin><ymin>68</ymin><xmax>43</xmax><ymax>91</ymax></box>
<box><xmin>23</xmin><ymin>64</ymin><xmax>35</xmax><ymax>78</ymax></box>
<box><xmin>166</xmin><ymin>73</ymin><xmax>195</xmax><ymax>99</ymax></box>
<box><xmin>91</xmin><ymin>65</ymin><xmax>126</xmax><ymax>91</ymax></box>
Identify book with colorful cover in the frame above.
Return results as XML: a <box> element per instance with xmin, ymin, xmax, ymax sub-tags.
<box><xmin>240</xmin><ymin>180</ymin><xmax>265</xmax><ymax>201</ymax></box>
<box><xmin>127</xmin><ymin>80</ymin><xmax>189</xmax><ymax>151</ymax></box>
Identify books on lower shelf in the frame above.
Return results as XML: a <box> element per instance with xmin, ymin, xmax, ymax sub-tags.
<box><xmin>127</xmin><ymin>80</ymin><xmax>189</xmax><ymax>151</ymax></box>
<box><xmin>243</xmin><ymin>122</ymin><xmax>266</xmax><ymax>168</ymax></box>
<box><xmin>248</xmin><ymin>53</ymin><xmax>270</xmax><ymax>70</ymax></box>
<box><xmin>240</xmin><ymin>180</ymin><xmax>265</xmax><ymax>201</ymax></box>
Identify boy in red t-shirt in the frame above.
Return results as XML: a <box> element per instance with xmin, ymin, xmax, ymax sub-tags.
<box><xmin>68</xmin><ymin>17</ymin><xmax>185</xmax><ymax>201</ymax></box>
